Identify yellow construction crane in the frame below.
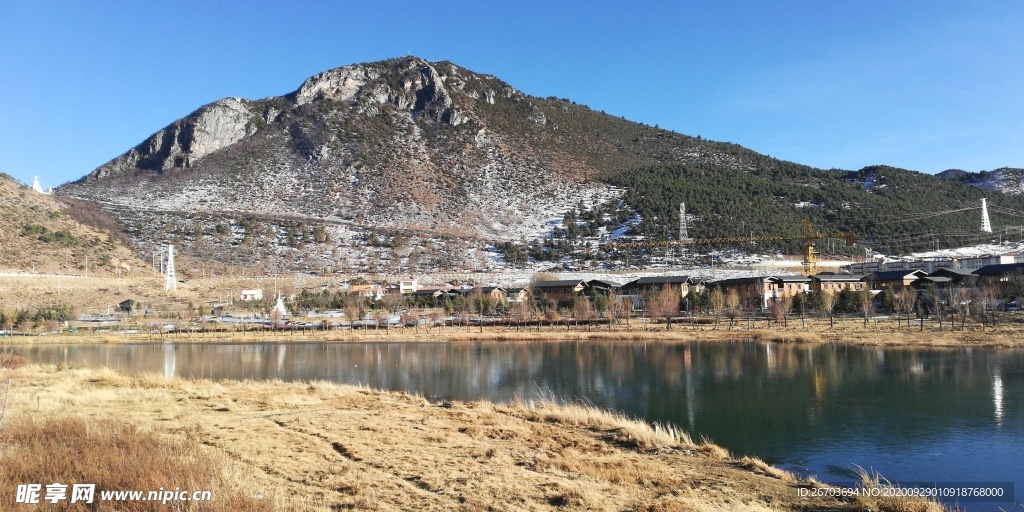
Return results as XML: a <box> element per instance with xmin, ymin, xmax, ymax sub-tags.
<box><xmin>601</xmin><ymin>218</ymin><xmax>856</xmax><ymax>275</ymax></box>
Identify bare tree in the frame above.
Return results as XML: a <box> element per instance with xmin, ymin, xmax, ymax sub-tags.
<box><xmin>345</xmin><ymin>303</ymin><xmax>362</xmax><ymax>332</ymax></box>
<box><xmin>949</xmin><ymin>287</ymin><xmax>973</xmax><ymax>331</ymax></box>
<box><xmin>859</xmin><ymin>288</ymin><xmax>875</xmax><ymax>327</ymax></box>
<box><xmin>605</xmin><ymin>296</ymin><xmax>622</xmax><ymax>329</ymax></box>
<box><xmin>619</xmin><ymin>297</ymin><xmax>633</xmax><ymax>329</ymax></box>
<box><xmin>820</xmin><ymin>291</ymin><xmax>837</xmax><ymax>329</ymax></box>
<box><xmin>725</xmin><ymin>289</ymin><xmax>741</xmax><ymax>330</ymax></box>
<box><xmin>573</xmin><ymin>297</ymin><xmax>594</xmax><ymax>330</ymax></box>
<box><xmin>924</xmin><ymin>282</ymin><xmax>943</xmax><ymax>331</ymax></box>
<box><xmin>894</xmin><ymin>290</ymin><xmax>916</xmax><ymax>331</ymax></box>
<box><xmin>269</xmin><ymin>308</ymin><xmax>284</xmax><ymax>331</ymax></box>
<box><xmin>777</xmin><ymin>294</ymin><xmax>793</xmax><ymax>329</ymax></box>
<box><xmin>544</xmin><ymin>307</ymin><xmax>562</xmax><ymax>332</ymax></box>
<box><xmin>709</xmin><ymin>286</ymin><xmax>725</xmax><ymax>330</ymax></box>
<box><xmin>978</xmin><ymin>282</ymin><xmax>1000</xmax><ymax>329</ymax></box>
<box><xmin>648</xmin><ymin>285</ymin><xmax>680</xmax><ymax>330</ymax></box>
<box><xmin>510</xmin><ymin>300</ymin><xmax>533</xmax><ymax>331</ymax></box>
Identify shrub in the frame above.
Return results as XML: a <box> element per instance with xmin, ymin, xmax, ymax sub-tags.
<box><xmin>0</xmin><ymin>417</ymin><xmax>271</xmax><ymax>511</ymax></box>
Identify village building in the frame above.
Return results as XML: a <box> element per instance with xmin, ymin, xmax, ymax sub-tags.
<box><xmin>870</xmin><ymin>270</ymin><xmax>928</xmax><ymax>290</ymax></box>
<box><xmin>958</xmin><ymin>255</ymin><xmax>1019</xmax><ymax>271</ymax></box>
<box><xmin>399</xmin><ymin>276</ymin><xmax>418</xmax><ymax>294</ymax></box>
<box><xmin>973</xmin><ymin>262</ymin><xmax>1024</xmax><ymax>288</ymax></box>
<box><xmin>811</xmin><ymin>273</ymin><xmax>867</xmax><ymax>294</ymax></box>
<box><xmin>621</xmin><ymin>276</ymin><xmax>701</xmax><ymax>301</ymax></box>
<box><xmin>505</xmin><ymin>287</ymin><xmax>530</xmax><ymax>303</ymax></box>
<box><xmin>927</xmin><ymin>268</ymin><xmax>978</xmax><ymax>288</ymax></box>
<box><xmin>583</xmin><ymin>279</ymin><xmax>623</xmax><ymax>299</ymax></box>
<box><xmin>350</xmin><ymin>284</ymin><xmax>384</xmax><ymax>301</ymax></box>
<box><xmin>764</xmin><ymin>276</ymin><xmax>811</xmax><ymax>304</ymax></box>
<box><xmin>240</xmin><ymin>289</ymin><xmax>263</xmax><ymax>301</ymax></box>
<box><xmin>533</xmin><ymin>280</ymin><xmax>586</xmax><ymax>301</ymax></box>
<box><xmin>707</xmin><ymin>276</ymin><xmax>769</xmax><ymax>309</ymax></box>
<box><xmin>479</xmin><ymin>286</ymin><xmax>507</xmax><ymax>302</ymax></box>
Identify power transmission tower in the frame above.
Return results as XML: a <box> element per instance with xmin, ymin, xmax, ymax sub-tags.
<box><xmin>674</xmin><ymin>202</ymin><xmax>690</xmax><ymax>267</ymax></box>
<box><xmin>164</xmin><ymin>244</ymin><xmax>177</xmax><ymax>292</ymax></box>
<box><xmin>981</xmin><ymin>198</ymin><xmax>992</xmax><ymax>233</ymax></box>
<box><xmin>679</xmin><ymin>203</ymin><xmax>690</xmax><ymax>242</ymax></box>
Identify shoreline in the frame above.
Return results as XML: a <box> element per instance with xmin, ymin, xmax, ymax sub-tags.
<box><xmin>0</xmin><ymin>365</ymin><xmax>945</xmax><ymax>511</ymax></box>
<box><xmin>4</xmin><ymin>319</ymin><xmax>1024</xmax><ymax>348</ymax></box>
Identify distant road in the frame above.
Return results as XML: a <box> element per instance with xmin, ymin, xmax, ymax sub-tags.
<box><xmin>0</xmin><ymin>273</ymin><xmax>89</xmax><ymax>279</ymax></box>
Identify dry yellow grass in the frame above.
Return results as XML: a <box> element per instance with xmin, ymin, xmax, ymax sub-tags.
<box><xmin>852</xmin><ymin>469</ymin><xmax>948</xmax><ymax>512</ymax></box>
<box><xmin>0</xmin><ymin>364</ymin><xmax>884</xmax><ymax>511</ymax></box>
<box><xmin>0</xmin><ymin>416</ymin><xmax>271</xmax><ymax>511</ymax></box>
<box><xmin>13</xmin><ymin>318</ymin><xmax>1024</xmax><ymax>350</ymax></box>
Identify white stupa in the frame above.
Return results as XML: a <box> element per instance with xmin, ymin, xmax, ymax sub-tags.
<box><xmin>272</xmin><ymin>292</ymin><xmax>288</xmax><ymax>318</ymax></box>
<box><xmin>32</xmin><ymin>176</ymin><xmax>53</xmax><ymax>195</ymax></box>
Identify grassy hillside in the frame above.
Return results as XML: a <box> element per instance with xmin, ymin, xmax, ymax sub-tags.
<box><xmin>0</xmin><ymin>173</ymin><xmax>148</xmax><ymax>275</ymax></box>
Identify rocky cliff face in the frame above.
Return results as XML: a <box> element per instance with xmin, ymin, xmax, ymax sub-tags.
<box><xmin>87</xmin><ymin>98</ymin><xmax>262</xmax><ymax>180</ymax></box>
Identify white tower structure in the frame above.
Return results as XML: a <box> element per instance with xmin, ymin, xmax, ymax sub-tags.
<box><xmin>32</xmin><ymin>176</ymin><xmax>52</xmax><ymax>195</ymax></box>
<box><xmin>164</xmin><ymin>244</ymin><xmax>177</xmax><ymax>291</ymax></box>
<box><xmin>679</xmin><ymin>203</ymin><xmax>690</xmax><ymax>242</ymax></box>
<box><xmin>272</xmin><ymin>292</ymin><xmax>288</xmax><ymax>318</ymax></box>
<box><xmin>981</xmin><ymin>198</ymin><xmax>992</xmax><ymax>233</ymax></box>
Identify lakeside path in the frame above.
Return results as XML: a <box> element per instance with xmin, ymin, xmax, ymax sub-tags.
<box><xmin>6</xmin><ymin>319</ymin><xmax>1024</xmax><ymax>347</ymax></box>
<box><xmin>1</xmin><ymin>365</ymin><xmax>947</xmax><ymax>511</ymax></box>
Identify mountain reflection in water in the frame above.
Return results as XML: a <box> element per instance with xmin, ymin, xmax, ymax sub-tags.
<box><xmin>20</xmin><ymin>341</ymin><xmax>1024</xmax><ymax>511</ymax></box>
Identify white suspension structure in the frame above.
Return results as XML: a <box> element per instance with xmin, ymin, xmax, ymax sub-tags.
<box><xmin>981</xmin><ymin>198</ymin><xmax>992</xmax><ymax>233</ymax></box>
<box><xmin>164</xmin><ymin>244</ymin><xmax>177</xmax><ymax>292</ymax></box>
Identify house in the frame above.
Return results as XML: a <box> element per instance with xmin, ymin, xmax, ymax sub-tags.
<box><xmin>882</xmin><ymin>259</ymin><xmax>957</xmax><ymax>273</ymax></box>
<box><xmin>707</xmin><ymin>276</ymin><xmax>770</xmax><ymax>309</ymax></box>
<box><xmin>765</xmin><ymin>275</ymin><xmax>811</xmax><ymax>302</ymax></box>
<box><xmin>973</xmin><ymin>263</ymin><xmax>1024</xmax><ymax>288</ymax></box>
<box><xmin>909</xmin><ymin>275</ymin><xmax>952</xmax><ymax>291</ymax></box>
<box><xmin>351</xmin><ymin>284</ymin><xmax>384</xmax><ymax>300</ymax></box>
<box><xmin>583</xmin><ymin>279</ymin><xmax>623</xmax><ymax>299</ymax></box>
<box><xmin>399</xmin><ymin>276</ymin><xmax>418</xmax><ymax>294</ymax></box>
<box><xmin>958</xmin><ymin>255</ymin><xmax>1019</xmax><ymax>271</ymax></box>
<box><xmin>505</xmin><ymin>287</ymin><xmax>530</xmax><ymax>303</ymax></box>
<box><xmin>811</xmin><ymin>273</ymin><xmax>867</xmax><ymax>294</ymax></box>
<box><xmin>840</xmin><ymin>260</ymin><xmax>885</xmax><ymax>274</ymax></box>
<box><xmin>622</xmin><ymin>275</ymin><xmax>701</xmax><ymax>301</ymax></box>
<box><xmin>479</xmin><ymin>286</ymin><xmax>507</xmax><ymax>302</ymax></box>
<box><xmin>927</xmin><ymin>268</ymin><xmax>978</xmax><ymax>287</ymax></box>
<box><xmin>407</xmin><ymin>288</ymin><xmax>452</xmax><ymax>307</ymax></box>
<box><xmin>869</xmin><ymin>270</ymin><xmax>927</xmax><ymax>290</ymax></box>
<box><xmin>841</xmin><ymin>258</ymin><xmax>956</xmax><ymax>273</ymax></box>
<box><xmin>533</xmin><ymin>280</ymin><xmax>586</xmax><ymax>301</ymax></box>
<box><xmin>240</xmin><ymin>289</ymin><xmax>263</xmax><ymax>301</ymax></box>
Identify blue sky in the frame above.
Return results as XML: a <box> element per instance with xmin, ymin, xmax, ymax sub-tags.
<box><xmin>2</xmin><ymin>1</ymin><xmax>1021</xmax><ymax>189</ymax></box>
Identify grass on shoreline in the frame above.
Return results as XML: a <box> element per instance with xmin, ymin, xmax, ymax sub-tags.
<box><xmin>0</xmin><ymin>364</ymin><xmax>951</xmax><ymax>511</ymax></box>
<box><xmin>6</xmin><ymin>317</ymin><xmax>1024</xmax><ymax>349</ymax></box>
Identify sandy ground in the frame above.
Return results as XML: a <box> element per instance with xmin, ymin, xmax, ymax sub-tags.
<box><xmin>0</xmin><ymin>365</ymin><xmax>877</xmax><ymax>511</ymax></box>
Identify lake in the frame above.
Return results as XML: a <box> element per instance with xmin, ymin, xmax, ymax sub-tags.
<box><xmin>16</xmin><ymin>340</ymin><xmax>1024</xmax><ymax>511</ymax></box>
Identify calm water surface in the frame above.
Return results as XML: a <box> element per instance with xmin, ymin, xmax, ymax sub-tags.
<box><xmin>18</xmin><ymin>340</ymin><xmax>1024</xmax><ymax>511</ymax></box>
